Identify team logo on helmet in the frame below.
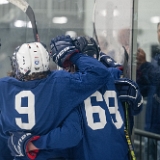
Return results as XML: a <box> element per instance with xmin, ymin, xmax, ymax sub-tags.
<box><xmin>34</xmin><ymin>57</ymin><xmax>39</xmax><ymax>65</ymax></box>
<box><xmin>35</xmin><ymin>60</ymin><xmax>39</xmax><ymax>65</ymax></box>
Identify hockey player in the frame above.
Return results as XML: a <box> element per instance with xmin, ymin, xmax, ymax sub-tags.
<box><xmin>8</xmin><ymin>36</ymin><xmax>143</xmax><ymax>160</ymax></box>
<box><xmin>0</xmin><ymin>35</ymin><xmax>111</xmax><ymax>160</ymax></box>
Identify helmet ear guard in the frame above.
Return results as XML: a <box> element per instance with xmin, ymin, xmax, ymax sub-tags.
<box><xmin>11</xmin><ymin>42</ymin><xmax>50</xmax><ymax>80</ymax></box>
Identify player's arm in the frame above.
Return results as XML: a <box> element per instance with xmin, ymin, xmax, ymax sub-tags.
<box><xmin>32</xmin><ymin>107</ymin><xmax>83</xmax><ymax>150</ymax></box>
<box><xmin>8</xmin><ymin>107</ymin><xmax>83</xmax><ymax>159</ymax></box>
<box><xmin>50</xmin><ymin>35</ymin><xmax>124</xmax><ymax>115</ymax></box>
<box><xmin>50</xmin><ymin>35</ymin><xmax>109</xmax><ymax>88</ymax></box>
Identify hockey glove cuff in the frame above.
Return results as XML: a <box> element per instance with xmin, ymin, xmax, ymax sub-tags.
<box><xmin>99</xmin><ymin>52</ymin><xmax>123</xmax><ymax>69</ymax></box>
<box><xmin>8</xmin><ymin>132</ymin><xmax>40</xmax><ymax>160</ymax></box>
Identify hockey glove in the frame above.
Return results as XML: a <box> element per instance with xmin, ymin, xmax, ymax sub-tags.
<box><xmin>50</xmin><ymin>35</ymin><xmax>79</xmax><ymax>68</ymax></box>
<box><xmin>115</xmin><ymin>78</ymin><xmax>143</xmax><ymax>114</ymax></box>
<box><xmin>73</xmin><ymin>36</ymin><xmax>100</xmax><ymax>59</ymax></box>
<box><xmin>99</xmin><ymin>52</ymin><xmax>123</xmax><ymax>70</ymax></box>
<box><xmin>8</xmin><ymin>132</ymin><xmax>40</xmax><ymax>160</ymax></box>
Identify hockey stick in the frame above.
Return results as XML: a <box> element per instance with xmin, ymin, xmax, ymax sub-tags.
<box><xmin>122</xmin><ymin>47</ymin><xmax>136</xmax><ymax>160</ymax></box>
<box><xmin>92</xmin><ymin>0</ymin><xmax>99</xmax><ymax>45</ymax></box>
<box><xmin>7</xmin><ymin>0</ymin><xmax>40</xmax><ymax>42</ymax></box>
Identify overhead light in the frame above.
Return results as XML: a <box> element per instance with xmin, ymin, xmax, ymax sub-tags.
<box><xmin>65</xmin><ymin>31</ymin><xmax>77</xmax><ymax>38</ymax></box>
<box><xmin>14</xmin><ymin>20</ymin><xmax>32</xmax><ymax>28</ymax></box>
<box><xmin>52</xmin><ymin>16</ymin><xmax>68</xmax><ymax>24</ymax></box>
<box><xmin>27</xmin><ymin>21</ymin><xmax>32</xmax><ymax>28</ymax></box>
<box><xmin>150</xmin><ymin>16</ymin><xmax>160</xmax><ymax>23</ymax></box>
<box><xmin>101</xmin><ymin>10</ymin><xmax>107</xmax><ymax>17</ymax></box>
<box><xmin>0</xmin><ymin>0</ymin><xmax>9</xmax><ymax>5</ymax></box>
<box><xmin>14</xmin><ymin>20</ymin><xmax>26</xmax><ymax>27</ymax></box>
<box><xmin>113</xmin><ymin>9</ymin><xmax>119</xmax><ymax>17</ymax></box>
<box><xmin>101</xmin><ymin>9</ymin><xmax>119</xmax><ymax>17</ymax></box>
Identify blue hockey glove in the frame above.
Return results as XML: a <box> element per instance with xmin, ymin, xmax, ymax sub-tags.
<box><xmin>50</xmin><ymin>35</ymin><xmax>79</xmax><ymax>68</ymax></box>
<box><xmin>73</xmin><ymin>36</ymin><xmax>100</xmax><ymax>59</ymax></box>
<box><xmin>99</xmin><ymin>52</ymin><xmax>123</xmax><ymax>70</ymax></box>
<box><xmin>8</xmin><ymin>132</ymin><xmax>40</xmax><ymax>159</ymax></box>
<box><xmin>114</xmin><ymin>78</ymin><xmax>143</xmax><ymax>114</ymax></box>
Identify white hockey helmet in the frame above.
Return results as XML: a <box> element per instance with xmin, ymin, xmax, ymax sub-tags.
<box><xmin>12</xmin><ymin>42</ymin><xmax>50</xmax><ymax>79</ymax></box>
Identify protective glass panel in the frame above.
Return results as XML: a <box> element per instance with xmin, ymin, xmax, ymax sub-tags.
<box><xmin>0</xmin><ymin>0</ymin><xmax>133</xmax><ymax>78</ymax></box>
<box><xmin>94</xmin><ymin>0</ymin><xmax>132</xmax><ymax>68</ymax></box>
